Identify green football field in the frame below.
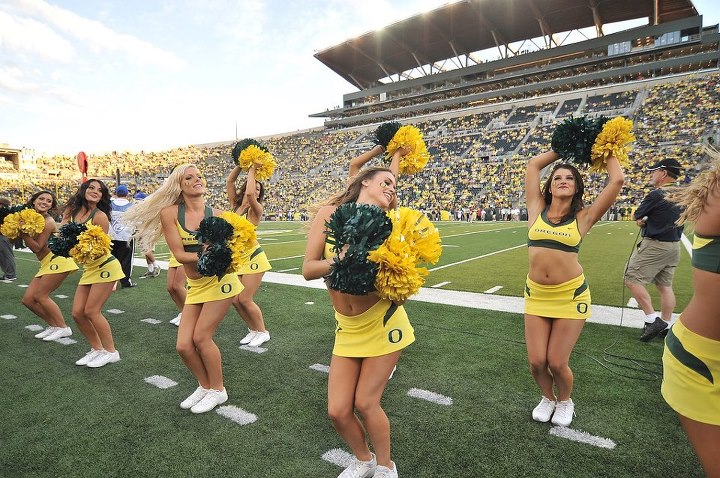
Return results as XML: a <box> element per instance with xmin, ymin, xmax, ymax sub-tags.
<box><xmin>0</xmin><ymin>220</ymin><xmax>702</xmax><ymax>477</ymax></box>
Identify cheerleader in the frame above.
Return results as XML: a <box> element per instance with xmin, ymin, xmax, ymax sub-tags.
<box><xmin>302</xmin><ymin>150</ymin><xmax>406</xmax><ymax>478</ymax></box>
<box><xmin>226</xmin><ymin>163</ymin><xmax>271</xmax><ymax>347</ymax></box>
<box><xmin>524</xmin><ymin>151</ymin><xmax>624</xmax><ymax>426</ymax></box>
<box><xmin>125</xmin><ymin>164</ymin><xmax>242</xmax><ymax>413</ymax></box>
<box><xmin>63</xmin><ymin>179</ymin><xmax>124</xmax><ymax>368</ymax></box>
<box><xmin>21</xmin><ymin>190</ymin><xmax>78</xmax><ymax>342</ymax></box>
<box><xmin>664</xmin><ymin>148</ymin><xmax>720</xmax><ymax>477</ymax></box>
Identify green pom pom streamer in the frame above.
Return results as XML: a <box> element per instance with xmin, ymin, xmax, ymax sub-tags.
<box><xmin>374</xmin><ymin>121</ymin><xmax>401</xmax><ymax>148</ymax></box>
<box><xmin>48</xmin><ymin>222</ymin><xmax>87</xmax><ymax>257</ymax></box>
<box><xmin>196</xmin><ymin>216</ymin><xmax>235</xmax><ymax>279</ymax></box>
<box><xmin>551</xmin><ymin>116</ymin><xmax>608</xmax><ymax>166</ymax></box>
<box><xmin>324</xmin><ymin>202</ymin><xmax>393</xmax><ymax>295</ymax></box>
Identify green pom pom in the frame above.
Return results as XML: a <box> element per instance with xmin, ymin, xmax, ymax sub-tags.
<box><xmin>551</xmin><ymin>116</ymin><xmax>608</xmax><ymax>166</ymax></box>
<box><xmin>197</xmin><ymin>242</ymin><xmax>233</xmax><ymax>279</ymax></box>
<box><xmin>49</xmin><ymin>222</ymin><xmax>87</xmax><ymax>257</ymax></box>
<box><xmin>323</xmin><ymin>202</ymin><xmax>393</xmax><ymax>295</ymax></box>
<box><xmin>374</xmin><ymin>122</ymin><xmax>401</xmax><ymax>148</ymax></box>
<box><xmin>197</xmin><ymin>216</ymin><xmax>233</xmax><ymax>244</ymax></box>
<box><xmin>231</xmin><ymin>138</ymin><xmax>268</xmax><ymax>164</ymax></box>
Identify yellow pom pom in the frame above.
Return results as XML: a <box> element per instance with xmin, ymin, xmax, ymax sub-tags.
<box><xmin>70</xmin><ymin>224</ymin><xmax>111</xmax><ymax>265</ymax></box>
<box><xmin>218</xmin><ymin>211</ymin><xmax>257</xmax><ymax>273</ymax></box>
<box><xmin>368</xmin><ymin>207</ymin><xmax>442</xmax><ymax>301</ymax></box>
<box><xmin>238</xmin><ymin>145</ymin><xmax>276</xmax><ymax>181</ymax></box>
<box><xmin>0</xmin><ymin>212</ymin><xmax>21</xmax><ymax>239</ymax></box>
<box><xmin>590</xmin><ymin>117</ymin><xmax>635</xmax><ymax>173</ymax></box>
<box><xmin>386</xmin><ymin>125</ymin><xmax>430</xmax><ymax>175</ymax></box>
<box><xmin>18</xmin><ymin>209</ymin><xmax>46</xmax><ymax>237</ymax></box>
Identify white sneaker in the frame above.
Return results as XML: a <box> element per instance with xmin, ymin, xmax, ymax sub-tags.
<box><xmin>373</xmin><ymin>462</ymin><xmax>398</xmax><ymax>478</ymax></box>
<box><xmin>247</xmin><ymin>331</ymin><xmax>270</xmax><ymax>347</ymax></box>
<box><xmin>532</xmin><ymin>396</ymin><xmax>556</xmax><ymax>423</ymax></box>
<box><xmin>338</xmin><ymin>453</ymin><xmax>376</xmax><ymax>478</ymax></box>
<box><xmin>190</xmin><ymin>388</ymin><xmax>228</xmax><ymax>414</ymax></box>
<box><xmin>551</xmin><ymin>399</ymin><xmax>575</xmax><ymax>427</ymax></box>
<box><xmin>86</xmin><ymin>350</ymin><xmax>121</xmax><ymax>368</ymax></box>
<box><xmin>35</xmin><ymin>327</ymin><xmax>56</xmax><ymax>339</ymax></box>
<box><xmin>180</xmin><ymin>386</ymin><xmax>210</xmax><ymax>409</ymax></box>
<box><xmin>75</xmin><ymin>349</ymin><xmax>104</xmax><ymax>366</ymax></box>
<box><xmin>43</xmin><ymin>326</ymin><xmax>73</xmax><ymax>341</ymax></box>
<box><xmin>169</xmin><ymin>313</ymin><xmax>181</xmax><ymax>326</ymax></box>
<box><xmin>151</xmin><ymin>265</ymin><xmax>161</xmax><ymax>277</ymax></box>
<box><xmin>239</xmin><ymin>329</ymin><xmax>258</xmax><ymax>345</ymax></box>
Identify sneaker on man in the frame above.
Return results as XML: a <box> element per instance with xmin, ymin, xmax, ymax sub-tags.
<box><xmin>75</xmin><ymin>349</ymin><xmax>104</xmax><ymax>366</ymax></box>
<box><xmin>247</xmin><ymin>331</ymin><xmax>270</xmax><ymax>347</ymax></box>
<box><xmin>338</xmin><ymin>453</ymin><xmax>377</xmax><ymax>478</ymax></box>
<box><xmin>640</xmin><ymin>317</ymin><xmax>668</xmax><ymax>342</ymax></box>
<box><xmin>43</xmin><ymin>326</ymin><xmax>73</xmax><ymax>341</ymax></box>
<box><xmin>532</xmin><ymin>396</ymin><xmax>556</xmax><ymax>423</ymax></box>
<box><xmin>86</xmin><ymin>350</ymin><xmax>121</xmax><ymax>368</ymax></box>
<box><xmin>180</xmin><ymin>386</ymin><xmax>210</xmax><ymax>409</ymax></box>
<box><xmin>190</xmin><ymin>388</ymin><xmax>228</xmax><ymax>414</ymax></box>
<box><xmin>551</xmin><ymin>399</ymin><xmax>575</xmax><ymax>427</ymax></box>
<box><xmin>151</xmin><ymin>265</ymin><xmax>161</xmax><ymax>277</ymax></box>
<box><xmin>169</xmin><ymin>313</ymin><xmax>181</xmax><ymax>326</ymax></box>
<box><xmin>240</xmin><ymin>329</ymin><xmax>258</xmax><ymax>345</ymax></box>
<box><xmin>140</xmin><ymin>270</ymin><xmax>154</xmax><ymax>279</ymax></box>
<box><xmin>35</xmin><ymin>327</ymin><xmax>56</xmax><ymax>339</ymax></box>
<box><xmin>372</xmin><ymin>462</ymin><xmax>398</xmax><ymax>478</ymax></box>
<box><xmin>2</xmin><ymin>276</ymin><xmax>17</xmax><ymax>282</ymax></box>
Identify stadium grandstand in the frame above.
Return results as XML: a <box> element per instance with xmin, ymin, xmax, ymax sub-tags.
<box><xmin>1</xmin><ymin>0</ymin><xmax>719</xmax><ymax>223</ymax></box>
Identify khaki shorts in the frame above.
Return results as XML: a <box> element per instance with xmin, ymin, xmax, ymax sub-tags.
<box><xmin>624</xmin><ymin>238</ymin><xmax>680</xmax><ymax>287</ymax></box>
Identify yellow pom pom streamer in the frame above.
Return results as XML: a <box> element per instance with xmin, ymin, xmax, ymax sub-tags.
<box><xmin>218</xmin><ymin>211</ymin><xmax>257</xmax><ymax>273</ymax></box>
<box><xmin>386</xmin><ymin>125</ymin><xmax>430</xmax><ymax>175</ymax></box>
<box><xmin>590</xmin><ymin>116</ymin><xmax>635</xmax><ymax>173</ymax></box>
<box><xmin>238</xmin><ymin>145</ymin><xmax>276</xmax><ymax>181</ymax></box>
<box><xmin>368</xmin><ymin>207</ymin><xmax>442</xmax><ymax>301</ymax></box>
<box><xmin>69</xmin><ymin>224</ymin><xmax>111</xmax><ymax>265</ymax></box>
<box><xmin>0</xmin><ymin>209</ymin><xmax>46</xmax><ymax>239</ymax></box>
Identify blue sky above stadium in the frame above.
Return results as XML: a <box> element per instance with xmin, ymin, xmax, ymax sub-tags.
<box><xmin>1</xmin><ymin>0</ymin><xmax>718</xmax><ymax>156</ymax></box>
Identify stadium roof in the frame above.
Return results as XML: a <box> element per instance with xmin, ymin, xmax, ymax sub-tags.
<box><xmin>314</xmin><ymin>0</ymin><xmax>699</xmax><ymax>89</ymax></box>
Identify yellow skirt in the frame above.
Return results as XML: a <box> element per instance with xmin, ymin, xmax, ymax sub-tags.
<box><xmin>78</xmin><ymin>253</ymin><xmax>124</xmax><ymax>285</ymax></box>
<box><xmin>185</xmin><ymin>274</ymin><xmax>243</xmax><ymax>304</ymax></box>
<box><xmin>524</xmin><ymin>274</ymin><xmax>591</xmax><ymax>320</ymax></box>
<box><xmin>237</xmin><ymin>244</ymin><xmax>272</xmax><ymax>275</ymax></box>
<box><xmin>662</xmin><ymin>318</ymin><xmax>720</xmax><ymax>425</ymax></box>
<box><xmin>35</xmin><ymin>252</ymin><xmax>78</xmax><ymax>277</ymax></box>
<box><xmin>168</xmin><ymin>252</ymin><xmax>182</xmax><ymax>268</ymax></box>
<box><xmin>333</xmin><ymin>299</ymin><xmax>415</xmax><ymax>358</ymax></box>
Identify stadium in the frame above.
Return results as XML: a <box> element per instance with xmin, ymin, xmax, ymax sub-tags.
<box><xmin>1</xmin><ymin>1</ymin><xmax>719</xmax><ymax>476</ymax></box>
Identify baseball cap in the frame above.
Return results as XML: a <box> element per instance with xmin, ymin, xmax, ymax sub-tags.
<box><xmin>647</xmin><ymin>158</ymin><xmax>682</xmax><ymax>178</ymax></box>
<box><xmin>133</xmin><ymin>192</ymin><xmax>147</xmax><ymax>200</ymax></box>
<box><xmin>116</xmin><ymin>184</ymin><xmax>129</xmax><ymax>196</ymax></box>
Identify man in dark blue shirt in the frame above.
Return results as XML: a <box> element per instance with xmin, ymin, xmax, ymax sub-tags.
<box><xmin>624</xmin><ymin>158</ymin><xmax>684</xmax><ymax>341</ymax></box>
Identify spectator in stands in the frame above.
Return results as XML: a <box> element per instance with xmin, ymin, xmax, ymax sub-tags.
<box><xmin>662</xmin><ymin>148</ymin><xmax>720</xmax><ymax>478</ymax></box>
<box><xmin>226</xmin><ymin>162</ymin><xmax>272</xmax><ymax>348</ymax></box>
<box><xmin>624</xmin><ymin>159</ymin><xmax>683</xmax><ymax>342</ymax></box>
<box><xmin>21</xmin><ymin>190</ymin><xmax>78</xmax><ymax>342</ymax></box>
<box><xmin>64</xmin><ymin>179</ymin><xmax>124</xmax><ymax>368</ymax></box>
<box><xmin>0</xmin><ymin>196</ymin><xmax>16</xmax><ymax>281</ymax></box>
<box><xmin>302</xmin><ymin>150</ymin><xmax>407</xmax><ymax>478</ymax></box>
<box><xmin>110</xmin><ymin>185</ymin><xmax>136</xmax><ymax>288</ymax></box>
<box><xmin>524</xmin><ymin>151</ymin><xmax>624</xmax><ymax>427</ymax></box>
<box><xmin>125</xmin><ymin>164</ymin><xmax>242</xmax><ymax>413</ymax></box>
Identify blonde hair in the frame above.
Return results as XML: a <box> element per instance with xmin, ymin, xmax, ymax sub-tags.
<box><xmin>123</xmin><ymin>163</ymin><xmax>199</xmax><ymax>251</ymax></box>
<box><xmin>667</xmin><ymin>146</ymin><xmax>720</xmax><ymax>225</ymax></box>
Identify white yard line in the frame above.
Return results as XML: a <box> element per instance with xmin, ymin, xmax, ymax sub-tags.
<box><xmin>549</xmin><ymin>426</ymin><xmax>616</xmax><ymax>449</ymax></box>
<box><xmin>429</xmin><ymin>244</ymin><xmax>526</xmax><ymax>271</ymax></box>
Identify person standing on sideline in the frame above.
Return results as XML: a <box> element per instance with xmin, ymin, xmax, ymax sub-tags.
<box><xmin>0</xmin><ymin>196</ymin><xmax>17</xmax><ymax>281</ymax></box>
<box><xmin>624</xmin><ymin>158</ymin><xmax>684</xmax><ymax>342</ymax></box>
<box><xmin>110</xmin><ymin>185</ymin><xmax>136</xmax><ymax>288</ymax></box>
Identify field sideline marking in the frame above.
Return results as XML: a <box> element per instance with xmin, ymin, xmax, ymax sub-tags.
<box><xmin>321</xmin><ymin>449</ymin><xmax>352</xmax><ymax>468</ymax></box>
<box><xmin>429</xmin><ymin>244</ymin><xmax>526</xmax><ymax>271</ymax></box>
<box><xmin>549</xmin><ymin>426</ymin><xmax>616</xmax><ymax>449</ymax></box>
<box><xmin>270</xmin><ymin>254</ymin><xmax>304</xmax><ymax>261</ymax></box>
<box><xmin>484</xmin><ymin>286</ymin><xmax>503</xmax><ymax>293</ymax></box>
<box><xmin>431</xmin><ymin>281</ymin><xmax>451</xmax><ymax>288</ymax></box>
<box><xmin>407</xmin><ymin>388</ymin><xmax>453</xmax><ymax>405</ymax></box>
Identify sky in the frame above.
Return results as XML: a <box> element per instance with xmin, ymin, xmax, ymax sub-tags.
<box><xmin>1</xmin><ymin>0</ymin><xmax>719</xmax><ymax>156</ymax></box>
